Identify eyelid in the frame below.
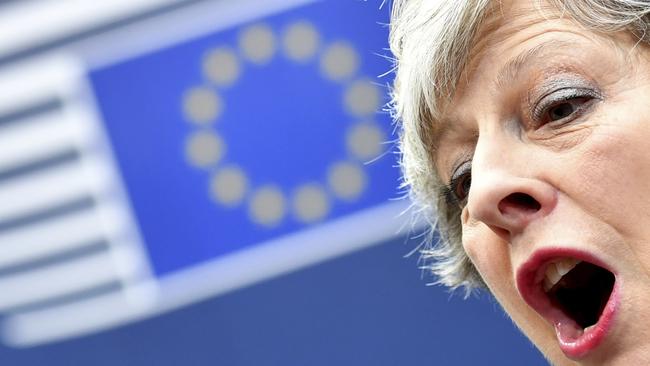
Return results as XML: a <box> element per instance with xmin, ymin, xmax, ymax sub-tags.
<box><xmin>444</xmin><ymin>160</ymin><xmax>472</xmax><ymax>206</ymax></box>
<box><xmin>450</xmin><ymin>160</ymin><xmax>472</xmax><ymax>184</ymax></box>
<box><xmin>532</xmin><ymin>87</ymin><xmax>599</xmax><ymax>120</ymax></box>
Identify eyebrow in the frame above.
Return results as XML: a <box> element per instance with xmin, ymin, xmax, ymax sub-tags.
<box><xmin>494</xmin><ymin>39</ymin><xmax>576</xmax><ymax>90</ymax></box>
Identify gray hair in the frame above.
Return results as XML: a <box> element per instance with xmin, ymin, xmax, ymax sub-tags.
<box><xmin>389</xmin><ymin>0</ymin><xmax>650</xmax><ymax>293</ymax></box>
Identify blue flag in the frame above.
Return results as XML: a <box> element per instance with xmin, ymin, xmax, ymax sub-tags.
<box><xmin>0</xmin><ymin>0</ymin><xmax>414</xmax><ymax>348</ymax></box>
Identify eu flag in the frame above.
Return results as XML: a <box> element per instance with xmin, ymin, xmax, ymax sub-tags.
<box><xmin>90</xmin><ymin>2</ymin><xmax>400</xmax><ymax>276</ymax></box>
<box><xmin>0</xmin><ymin>0</ymin><xmax>411</xmax><ymax>347</ymax></box>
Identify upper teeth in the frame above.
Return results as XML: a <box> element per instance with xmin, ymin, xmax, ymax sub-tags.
<box><xmin>543</xmin><ymin>258</ymin><xmax>582</xmax><ymax>292</ymax></box>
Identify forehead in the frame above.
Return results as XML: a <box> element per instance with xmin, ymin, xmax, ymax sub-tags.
<box><xmin>470</xmin><ymin>0</ymin><xmax>558</xmax><ymax>58</ymax></box>
<box><xmin>458</xmin><ymin>1</ymin><xmax>598</xmax><ymax>97</ymax></box>
<box><xmin>432</xmin><ymin>1</ymin><xmax>555</xmax><ymax>127</ymax></box>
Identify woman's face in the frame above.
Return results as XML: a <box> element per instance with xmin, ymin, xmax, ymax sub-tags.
<box><xmin>435</xmin><ymin>1</ymin><xmax>650</xmax><ymax>365</ymax></box>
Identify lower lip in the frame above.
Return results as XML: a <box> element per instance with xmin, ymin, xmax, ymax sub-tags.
<box><xmin>555</xmin><ymin>281</ymin><xmax>619</xmax><ymax>359</ymax></box>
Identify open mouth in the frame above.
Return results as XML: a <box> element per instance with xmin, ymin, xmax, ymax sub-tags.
<box><xmin>544</xmin><ymin>260</ymin><xmax>614</xmax><ymax>330</ymax></box>
<box><xmin>517</xmin><ymin>250</ymin><xmax>619</xmax><ymax>359</ymax></box>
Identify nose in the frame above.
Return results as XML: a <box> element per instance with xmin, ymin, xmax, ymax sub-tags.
<box><xmin>466</xmin><ymin>151</ymin><xmax>557</xmax><ymax>241</ymax></box>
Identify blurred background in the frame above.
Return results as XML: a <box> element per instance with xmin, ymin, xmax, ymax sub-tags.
<box><xmin>0</xmin><ymin>0</ymin><xmax>548</xmax><ymax>364</ymax></box>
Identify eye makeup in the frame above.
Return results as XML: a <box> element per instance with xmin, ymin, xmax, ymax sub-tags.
<box><xmin>527</xmin><ymin>74</ymin><xmax>603</xmax><ymax>126</ymax></box>
<box><xmin>533</xmin><ymin>87</ymin><xmax>600</xmax><ymax>120</ymax></box>
<box><xmin>442</xmin><ymin>159</ymin><xmax>472</xmax><ymax>206</ymax></box>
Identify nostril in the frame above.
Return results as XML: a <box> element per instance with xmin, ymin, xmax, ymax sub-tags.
<box><xmin>498</xmin><ymin>192</ymin><xmax>541</xmax><ymax>216</ymax></box>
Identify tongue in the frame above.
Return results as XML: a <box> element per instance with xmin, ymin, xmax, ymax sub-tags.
<box><xmin>555</xmin><ymin>318</ymin><xmax>583</xmax><ymax>342</ymax></box>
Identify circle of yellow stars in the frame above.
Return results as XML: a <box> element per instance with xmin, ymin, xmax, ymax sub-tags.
<box><xmin>182</xmin><ymin>21</ymin><xmax>385</xmax><ymax>228</ymax></box>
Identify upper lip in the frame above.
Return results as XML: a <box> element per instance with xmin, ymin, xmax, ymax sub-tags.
<box><xmin>516</xmin><ymin>247</ymin><xmax>613</xmax><ymax>312</ymax></box>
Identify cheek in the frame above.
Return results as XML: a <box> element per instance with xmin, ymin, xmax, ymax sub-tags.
<box><xmin>570</xmin><ymin>118</ymin><xmax>650</xmax><ymax>239</ymax></box>
<box><xmin>561</xmin><ymin>103</ymin><xmax>650</xmax><ymax>271</ymax></box>
<box><xmin>462</xmin><ymin>223</ymin><xmax>513</xmax><ymax>296</ymax></box>
<box><xmin>462</xmin><ymin>223</ymin><xmax>561</xmax><ymax>358</ymax></box>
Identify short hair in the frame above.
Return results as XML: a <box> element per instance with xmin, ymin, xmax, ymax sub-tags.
<box><xmin>389</xmin><ymin>0</ymin><xmax>650</xmax><ymax>294</ymax></box>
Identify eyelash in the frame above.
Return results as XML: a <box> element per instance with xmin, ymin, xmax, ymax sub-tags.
<box><xmin>532</xmin><ymin>87</ymin><xmax>600</xmax><ymax>126</ymax></box>
<box><xmin>444</xmin><ymin>161</ymin><xmax>472</xmax><ymax>207</ymax></box>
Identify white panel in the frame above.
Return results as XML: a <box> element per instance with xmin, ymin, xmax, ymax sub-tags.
<box><xmin>0</xmin><ymin>160</ymin><xmax>109</xmax><ymax>223</ymax></box>
<box><xmin>0</xmin><ymin>251</ymin><xmax>120</xmax><ymax>311</ymax></box>
<box><xmin>0</xmin><ymin>0</ymin><xmax>182</xmax><ymax>58</ymax></box>
<box><xmin>0</xmin><ymin>112</ymin><xmax>92</xmax><ymax>173</ymax></box>
<box><xmin>0</xmin><ymin>205</ymin><xmax>126</xmax><ymax>269</ymax></box>
<box><xmin>0</xmin><ymin>58</ymin><xmax>82</xmax><ymax>117</ymax></box>
<box><xmin>0</xmin><ymin>54</ymin><xmax>155</xmax><ymax>347</ymax></box>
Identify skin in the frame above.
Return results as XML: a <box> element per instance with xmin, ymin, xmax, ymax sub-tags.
<box><xmin>434</xmin><ymin>1</ymin><xmax>650</xmax><ymax>365</ymax></box>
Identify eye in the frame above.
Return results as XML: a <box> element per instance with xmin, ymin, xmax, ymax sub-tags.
<box><xmin>544</xmin><ymin>97</ymin><xmax>591</xmax><ymax>123</ymax></box>
<box><xmin>453</xmin><ymin>173</ymin><xmax>472</xmax><ymax>203</ymax></box>
<box><xmin>447</xmin><ymin>161</ymin><xmax>472</xmax><ymax>206</ymax></box>
<box><xmin>533</xmin><ymin>87</ymin><xmax>600</xmax><ymax>127</ymax></box>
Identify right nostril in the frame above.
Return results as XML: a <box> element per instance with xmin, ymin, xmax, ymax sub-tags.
<box><xmin>498</xmin><ymin>192</ymin><xmax>541</xmax><ymax>215</ymax></box>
